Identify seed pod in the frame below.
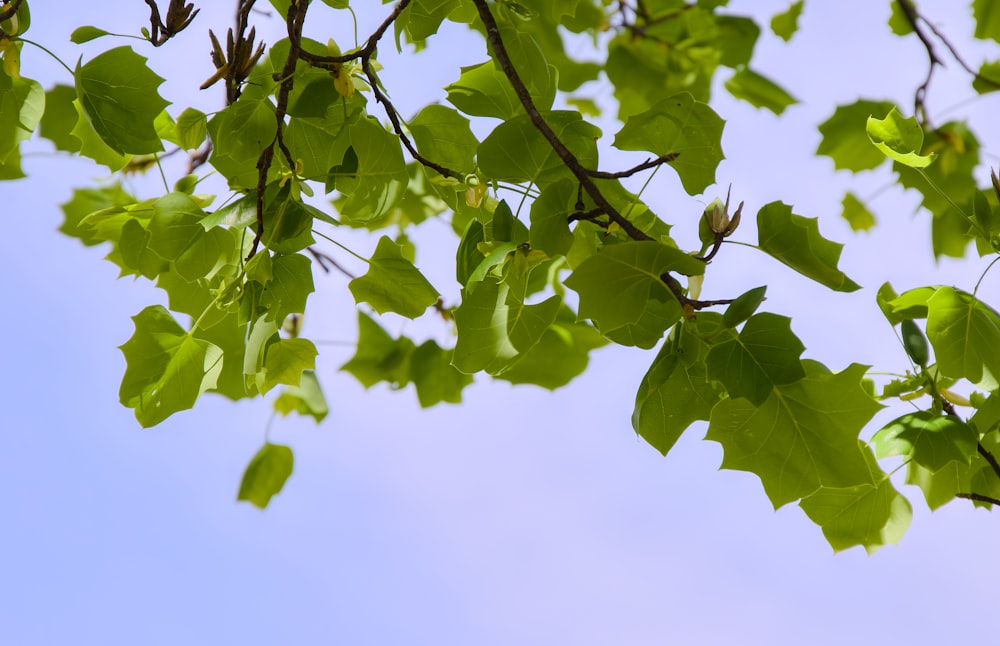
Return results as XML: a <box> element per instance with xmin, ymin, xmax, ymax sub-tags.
<box><xmin>900</xmin><ymin>319</ymin><xmax>929</xmax><ymax>367</ymax></box>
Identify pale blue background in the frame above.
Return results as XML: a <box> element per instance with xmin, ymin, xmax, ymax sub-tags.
<box><xmin>3</xmin><ymin>1</ymin><xmax>998</xmax><ymax>644</ymax></box>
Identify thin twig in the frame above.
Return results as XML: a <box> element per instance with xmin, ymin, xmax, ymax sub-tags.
<box><xmin>978</xmin><ymin>443</ymin><xmax>1000</xmax><ymax>481</ymax></box>
<box><xmin>306</xmin><ymin>246</ymin><xmax>356</xmax><ymax>279</ymax></box>
<box><xmin>956</xmin><ymin>492</ymin><xmax>1000</xmax><ymax>506</ymax></box>
<box><xmin>585</xmin><ymin>153</ymin><xmax>679</xmax><ymax>180</ymax></box>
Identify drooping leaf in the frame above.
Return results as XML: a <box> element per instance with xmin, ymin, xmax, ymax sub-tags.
<box><xmin>341</xmin><ymin>311</ymin><xmax>415</xmax><ymax>389</ymax></box>
<box><xmin>799</xmin><ymin>445</ymin><xmax>912</xmax><ymax>553</ymax></box>
<box><xmin>118</xmin><ymin>305</ymin><xmax>223</xmax><ymax>427</ymax></box>
<box><xmin>840</xmin><ymin>191</ymin><xmax>876</xmax><ymax>232</ymax></box>
<box><xmin>410</xmin><ymin>340</ymin><xmax>473</xmax><ymax>406</ymax></box>
<box><xmin>478</xmin><ymin>110</ymin><xmax>600</xmax><ymax>188</ymax></box>
<box><xmin>74</xmin><ymin>46</ymin><xmax>168</xmax><ymax>154</ymax></box>
<box><xmin>871</xmin><ymin>411</ymin><xmax>978</xmax><ymax>472</ymax></box>
<box><xmin>706</xmin><ymin>361</ymin><xmax>881</xmax><ymax>508</ymax></box>
<box><xmin>38</xmin><ymin>84</ymin><xmax>81</xmax><ymax>153</ymax></box>
<box><xmin>770</xmin><ymin>1</ymin><xmax>803</xmax><ymax>41</ymax></box>
<box><xmin>565</xmin><ymin>241</ymin><xmax>704</xmax><ymax>333</ymax></box>
<box><xmin>757</xmin><ymin>201</ymin><xmax>860</xmax><ymax>292</ymax></box>
<box><xmin>724</xmin><ymin>67</ymin><xmax>797</xmax><ymax>115</ymax></box>
<box><xmin>274</xmin><ymin>370</ymin><xmax>329</xmax><ymax>422</ymax></box>
<box><xmin>705</xmin><ymin>312</ymin><xmax>806</xmax><ymax>405</ymax></box>
<box><xmin>925</xmin><ymin>287</ymin><xmax>1000</xmax><ymax>389</ymax></box>
<box><xmin>349</xmin><ymin>236</ymin><xmax>440</xmax><ymax>318</ymax></box>
<box><xmin>258</xmin><ymin>338</ymin><xmax>318</xmax><ymax>394</ymax></box>
<box><xmin>0</xmin><ymin>65</ymin><xmax>43</xmax><ymax>162</ymax></box>
<box><xmin>238</xmin><ymin>443</ymin><xmax>294</xmax><ymax>509</ymax></box>
<box><xmin>866</xmin><ymin>107</ymin><xmax>937</xmax><ymax>168</ymax></box>
<box><xmin>70</xmin><ymin>99</ymin><xmax>129</xmax><ymax>171</ymax></box>
<box><xmin>816</xmin><ymin>100</ymin><xmax>895</xmax><ymax>172</ymax></box>
<box><xmin>973</xmin><ymin>0</ymin><xmax>1000</xmax><ymax>42</ymax></box>
<box><xmin>612</xmin><ymin>93</ymin><xmax>725</xmax><ymax>194</ymax></box>
<box><xmin>633</xmin><ymin>322</ymin><xmax>721</xmax><ymax>455</ymax></box>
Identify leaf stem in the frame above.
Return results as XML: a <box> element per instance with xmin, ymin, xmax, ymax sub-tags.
<box><xmin>18</xmin><ymin>37</ymin><xmax>74</xmax><ymax>76</ymax></box>
<box><xmin>973</xmin><ymin>255</ymin><xmax>1000</xmax><ymax>296</ymax></box>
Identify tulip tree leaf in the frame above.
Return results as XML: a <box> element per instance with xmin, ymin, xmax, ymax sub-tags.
<box><xmin>74</xmin><ymin>46</ymin><xmax>168</xmax><ymax>154</ymax></box>
<box><xmin>871</xmin><ymin>411</ymin><xmax>978</xmax><ymax>473</ymax></box>
<box><xmin>238</xmin><ymin>443</ymin><xmax>294</xmax><ymax>509</ymax></box>
<box><xmin>350</xmin><ymin>236</ymin><xmax>440</xmax><ymax>318</ymax></box>
<box><xmin>565</xmin><ymin>241</ymin><xmax>705</xmax><ymax>333</ymax></box>
<box><xmin>612</xmin><ymin>93</ymin><xmax>725</xmax><ymax>194</ymax></box>
<box><xmin>706</xmin><ymin>361</ymin><xmax>882</xmax><ymax>508</ymax></box>
<box><xmin>705</xmin><ymin>312</ymin><xmax>806</xmax><ymax>406</ymax></box>
<box><xmin>724</xmin><ymin>67</ymin><xmax>797</xmax><ymax>115</ymax></box>
<box><xmin>118</xmin><ymin>305</ymin><xmax>223</xmax><ymax>428</ymax></box>
<box><xmin>817</xmin><ymin>100</ymin><xmax>895</xmax><ymax>172</ymax></box>
<box><xmin>799</xmin><ymin>446</ymin><xmax>912</xmax><ymax>554</ymax></box>
<box><xmin>866</xmin><ymin>107</ymin><xmax>937</xmax><ymax>168</ymax></box>
<box><xmin>757</xmin><ymin>201</ymin><xmax>861</xmax><ymax>292</ymax></box>
<box><xmin>925</xmin><ymin>287</ymin><xmax>1000</xmax><ymax>389</ymax></box>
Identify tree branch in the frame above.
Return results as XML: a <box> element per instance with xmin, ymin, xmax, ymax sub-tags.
<box><xmin>247</xmin><ymin>0</ymin><xmax>308</xmax><ymax>259</ymax></box>
<box><xmin>297</xmin><ymin>0</ymin><xmax>461</xmax><ymax>179</ymax></box>
<box><xmin>956</xmin><ymin>492</ymin><xmax>1000</xmax><ymax>506</ymax></box>
<box><xmin>978</xmin><ymin>443</ymin><xmax>1000</xmax><ymax>481</ymax></box>
<box><xmin>585</xmin><ymin>153</ymin><xmax>679</xmax><ymax>180</ymax></box>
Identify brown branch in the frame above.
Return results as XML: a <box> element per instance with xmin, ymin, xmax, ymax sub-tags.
<box><xmin>306</xmin><ymin>246</ymin><xmax>356</xmax><ymax>279</ymax></box>
<box><xmin>296</xmin><ymin>0</ymin><xmax>461</xmax><ymax>179</ymax></box>
<box><xmin>471</xmin><ymin>0</ymin><xmax>650</xmax><ymax>243</ymax></box>
<box><xmin>894</xmin><ymin>0</ymin><xmax>939</xmax><ymax>128</ymax></box>
<box><xmin>585</xmin><ymin>153</ymin><xmax>679</xmax><ymax>180</ymax></box>
<box><xmin>956</xmin><ymin>492</ymin><xmax>1000</xmax><ymax>506</ymax></box>
<box><xmin>978</xmin><ymin>443</ymin><xmax>1000</xmax><ymax>481</ymax></box>
<box><xmin>247</xmin><ymin>0</ymin><xmax>308</xmax><ymax>259</ymax></box>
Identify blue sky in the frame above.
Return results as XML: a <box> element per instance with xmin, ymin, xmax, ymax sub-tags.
<box><xmin>3</xmin><ymin>1</ymin><xmax>999</xmax><ymax>644</ymax></box>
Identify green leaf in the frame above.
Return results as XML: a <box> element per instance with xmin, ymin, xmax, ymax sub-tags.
<box><xmin>799</xmin><ymin>446</ymin><xmax>912</xmax><ymax>553</ymax></box>
<box><xmin>38</xmin><ymin>84</ymin><xmax>81</xmax><ymax>153</ymax></box>
<box><xmin>409</xmin><ymin>104</ymin><xmax>478</xmax><ymax>176</ymax></box>
<box><xmin>238</xmin><ymin>443</ymin><xmax>294</xmax><ymax>509</ymax></box>
<box><xmin>705</xmin><ymin>312</ymin><xmax>806</xmax><ymax>406</ymax></box>
<box><xmin>146</xmin><ymin>192</ymin><xmax>205</xmax><ymax>260</ymax></box>
<box><xmin>770</xmin><ymin>1</ymin><xmax>803</xmax><ymax>41</ymax></box>
<box><xmin>706</xmin><ymin>361</ymin><xmax>881</xmax><ymax>508</ymax></box>
<box><xmin>176</xmin><ymin>107</ymin><xmax>207</xmax><ymax>150</ymax></box>
<box><xmin>259</xmin><ymin>338</ymin><xmax>318</xmax><ymax>394</ymax></box>
<box><xmin>452</xmin><ymin>275</ymin><xmax>560</xmax><ymax>375</ymax></box>
<box><xmin>75</xmin><ymin>46</ymin><xmax>168</xmax><ymax>154</ymax></box>
<box><xmin>925</xmin><ymin>287</ymin><xmax>1000</xmax><ymax>389</ymax></box>
<box><xmin>207</xmin><ymin>97</ymin><xmax>277</xmax><ymax>189</ymax></box>
<box><xmin>335</xmin><ymin>117</ymin><xmax>408</xmax><ymax>222</ymax></box>
<box><xmin>341</xmin><ymin>311</ymin><xmax>415</xmax><ymax>389</ymax></box>
<box><xmin>494</xmin><ymin>305</ymin><xmax>607</xmax><ymax>389</ymax></box>
<box><xmin>401</xmin><ymin>0</ymin><xmax>460</xmax><ymax>40</ymax></box>
<box><xmin>973</xmin><ymin>0</ymin><xmax>1000</xmax><ymax>42</ymax></box>
<box><xmin>612</xmin><ymin>93</ymin><xmax>725</xmax><ymax>194</ymax></box>
<box><xmin>118</xmin><ymin>305</ymin><xmax>223</xmax><ymax>427</ymax></box>
<box><xmin>59</xmin><ymin>184</ymin><xmax>136</xmax><ymax>245</ymax></box>
<box><xmin>840</xmin><ymin>191</ymin><xmax>876</xmax><ymax>232</ymax></box>
<box><xmin>724</xmin><ymin>67</ymin><xmax>797</xmax><ymax>115</ymax></box>
<box><xmin>564</xmin><ymin>241</ymin><xmax>704</xmax><ymax>333</ymax></box>
<box><xmin>529</xmin><ymin>180</ymin><xmax>576</xmax><ymax>256</ymax></box>
<box><xmin>478</xmin><ymin>111</ymin><xmax>600</xmax><ymax>188</ymax></box>
<box><xmin>866</xmin><ymin>107</ymin><xmax>936</xmax><ymax>168</ymax></box>
<box><xmin>410</xmin><ymin>341</ymin><xmax>473</xmax><ymax>407</ymax></box>
<box><xmin>888</xmin><ymin>1</ymin><xmax>913</xmax><ymax>35</ymax></box>
<box><xmin>633</xmin><ymin>323</ymin><xmax>721</xmax><ymax>455</ymax></box>
<box><xmin>0</xmin><ymin>65</ymin><xmax>43</xmax><ymax>163</ymax></box>
<box><xmin>445</xmin><ymin>61</ymin><xmax>521</xmax><ymax>120</ymax></box>
<box><xmin>721</xmin><ymin>285</ymin><xmax>767</xmax><ymax>328</ymax></box>
<box><xmin>972</xmin><ymin>61</ymin><xmax>1000</xmax><ymax>94</ymax></box>
<box><xmin>871</xmin><ymin>411</ymin><xmax>978</xmax><ymax>472</ymax></box>
<box><xmin>70</xmin><ymin>26</ymin><xmax>112</xmax><ymax>44</ymax></box>
<box><xmin>816</xmin><ymin>100</ymin><xmax>895</xmax><ymax>172</ymax></box>
<box><xmin>274</xmin><ymin>370</ymin><xmax>329</xmax><ymax>422</ymax></box>
<box><xmin>757</xmin><ymin>201</ymin><xmax>861</xmax><ymax>292</ymax></box>
<box><xmin>263</xmin><ymin>253</ymin><xmax>315</xmax><ymax>324</ymax></box>
<box><xmin>349</xmin><ymin>236</ymin><xmax>440</xmax><ymax>318</ymax></box>
<box><xmin>71</xmin><ymin>99</ymin><xmax>129</xmax><ymax>171</ymax></box>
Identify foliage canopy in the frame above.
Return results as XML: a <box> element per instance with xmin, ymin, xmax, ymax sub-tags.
<box><xmin>4</xmin><ymin>0</ymin><xmax>1000</xmax><ymax>552</ymax></box>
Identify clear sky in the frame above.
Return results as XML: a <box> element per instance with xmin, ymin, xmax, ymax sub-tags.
<box><xmin>3</xmin><ymin>1</ymin><xmax>999</xmax><ymax>644</ymax></box>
